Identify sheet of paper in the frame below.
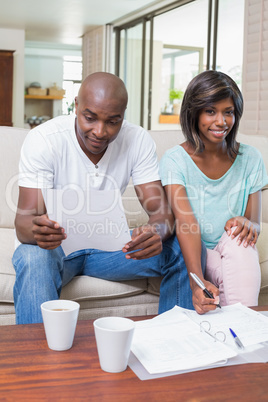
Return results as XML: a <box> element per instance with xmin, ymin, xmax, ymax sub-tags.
<box><xmin>130</xmin><ymin>305</ymin><xmax>268</xmax><ymax>379</ymax></box>
<box><xmin>131</xmin><ymin>309</ymin><xmax>237</xmax><ymax>374</ymax></box>
<box><xmin>184</xmin><ymin>303</ymin><xmax>268</xmax><ymax>348</ymax></box>
<box><xmin>42</xmin><ymin>187</ymin><xmax>131</xmax><ymax>255</ymax></box>
<box><xmin>129</xmin><ymin>340</ymin><xmax>268</xmax><ymax>381</ymax></box>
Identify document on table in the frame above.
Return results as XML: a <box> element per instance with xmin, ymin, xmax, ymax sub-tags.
<box><xmin>42</xmin><ymin>187</ymin><xmax>131</xmax><ymax>255</ymax></box>
<box><xmin>130</xmin><ymin>303</ymin><xmax>268</xmax><ymax>378</ymax></box>
<box><xmin>185</xmin><ymin>303</ymin><xmax>268</xmax><ymax>347</ymax></box>
<box><xmin>131</xmin><ymin>307</ymin><xmax>237</xmax><ymax>375</ymax></box>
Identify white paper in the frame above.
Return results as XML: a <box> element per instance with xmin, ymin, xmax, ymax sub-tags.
<box><xmin>131</xmin><ymin>308</ymin><xmax>237</xmax><ymax>374</ymax></box>
<box><xmin>185</xmin><ymin>303</ymin><xmax>268</xmax><ymax>348</ymax></box>
<box><xmin>42</xmin><ymin>187</ymin><xmax>131</xmax><ymax>255</ymax></box>
<box><xmin>130</xmin><ymin>304</ymin><xmax>268</xmax><ymax>376</ymax></box>
<box><xmin>128</xmin><ymin>340</ymin><xmax>268</xmax><ymax>381</ymax></box>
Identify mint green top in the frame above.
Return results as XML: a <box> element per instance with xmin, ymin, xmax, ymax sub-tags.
<box><xmin>160</xmin><ymin>144</ymin><xmax>268</xmax><ymax>249</ymax></box>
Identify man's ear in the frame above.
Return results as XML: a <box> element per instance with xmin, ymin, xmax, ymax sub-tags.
<box><xmin>74</xmin><ymin>96</ymin><xmax>78</xmax><ymax>113</ymax></box>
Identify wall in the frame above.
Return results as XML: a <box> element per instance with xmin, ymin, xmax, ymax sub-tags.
<box><xmin>25</xmin><ymin>55</ymin><xmax>63</xmax><ymax>90</ymax></box>
<box><xmin>25</xmin><ymin>42</ymin><xmax>82</xmax><ymax>87</ymax></box>
<box><xmin>0</xmin><ymin>28</ymin><xmax>25</xmax><ymax>128</ymax></box>
<box><xmin>25</xmin><ymin>44</ymin><xmax>64</xmax><ymax>89</ymax></box>
<box><xmin>24</xmin><ymin>42</ymin><xmax>82</xmax><ymax>121</ymax></box>
<box><xmin>25</xmin><ymin>48</ymin><xmax>64</xmax><ymax>121</ymax></box>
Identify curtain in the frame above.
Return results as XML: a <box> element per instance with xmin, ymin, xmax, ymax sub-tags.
<box><xmin>240</xmin><ymin>0</ymin><xmax>268</xmax><ymax>136</ymax></box>
<box><xmin>82</xmin><ymin>25</ymin><xmax>113</xmax><ymax>79</ymax></box>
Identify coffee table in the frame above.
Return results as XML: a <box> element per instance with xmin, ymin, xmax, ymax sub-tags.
<box><xmin>0</xmin><ymin>307</ymin><xmax>268</xmax><ymax>401</ymax></box>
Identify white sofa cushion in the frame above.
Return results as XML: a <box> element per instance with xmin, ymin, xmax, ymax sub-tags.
<box><xmin>0</xmin><ymin>228</ymin><xmax>150</xmax><ymax>304</ymax></box>
<box><xmin>0</xmin><ymin>127</ymin><xmax>28</xmax><ymax>228</ymax></box>
<box><xmin>0</xmin><ymin>229</ymin><xmax>16</xmax><ymax>303</ymax></box>
<box><xmin>237</xmin><ymin>132</ymin><xmax>268</xmax><ymax>173</ymax></box>
<box><xmin>257</xmin><ymin>222</ymin><xmax>268</xmax><ymax>288</ymax></box>
<box><xmin>261</xmin><ymin>187</ymin><xmax>268</xmax><ymax>225</ymax></box>
<box><xmin>61</xmin><ymin>275</ymin><xmax>148</xmax><ymax>301</ymax></box>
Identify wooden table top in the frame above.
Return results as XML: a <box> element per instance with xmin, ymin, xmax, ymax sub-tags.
<box><xmin>0</xmin><ymin>307</ymin><xmax>268</xmax><ymax>401</ymax></box>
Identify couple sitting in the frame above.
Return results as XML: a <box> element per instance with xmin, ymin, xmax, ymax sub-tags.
<box><xmin>13</xmin><ymin>71</ymin><xmax>268</xmax><ymax>324</ymax></box>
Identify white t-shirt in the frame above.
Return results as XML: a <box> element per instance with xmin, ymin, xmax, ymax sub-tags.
<box><xmin>19</xmin><ymin>115</ymin><xmax>160</xmax><ymax>192</ymax></box>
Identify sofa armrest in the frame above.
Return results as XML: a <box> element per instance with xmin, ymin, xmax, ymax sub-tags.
<box><xmin>262</xmin><ymin>186</ymin><xmax>268</xmax><ymax>225</ymax></box>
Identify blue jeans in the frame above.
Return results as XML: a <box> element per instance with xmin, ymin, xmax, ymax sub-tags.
<box><xmin>12</xmin><ymin>234</ymin><xmax>206</xmax><ymax>324</ymax></box>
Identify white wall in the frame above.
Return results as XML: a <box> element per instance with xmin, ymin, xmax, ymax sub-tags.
<box><xmin>25</xmin><ymin>55</ymin><xmax>63</xmax><ymax>89</ymax></box>
<box><xmin>24</xmin><ymin>42</ymin><xmax>81</xmax><ymax>121</ymax></box>
<box><xmin>24</xmin><ymin>50</ymin><xmax>63</xmax><ymax>121</ymax></box>
<box><xmin>24</xmin><ymin>44</ymin><xmax>64</xmax><ymax>90</ymax></box>
<box><xmin>0</xmin><ymin>28</ymin><xmax>25</xmax><ymax>128</ymax></box>
<box><xmin>25</xmin><ymin>42</ymin><xmax>81</xmax><ymax>89</ymax></box>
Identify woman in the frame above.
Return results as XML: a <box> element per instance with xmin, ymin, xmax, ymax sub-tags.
<box><xmin>160</xmin><ymin>70</ymin><xmax>268</xmax><ymax>314</ymax></box>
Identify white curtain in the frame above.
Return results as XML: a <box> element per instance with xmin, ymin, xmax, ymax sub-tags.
<box><xmin>82</xmin><ymin>25</ymin><xmax>113</xmax><ymax>79</ymax></box>
<box><xmin>240</xmin><ymin>0</ymin><xmax>268</xmax><ymax>136</ymax></box>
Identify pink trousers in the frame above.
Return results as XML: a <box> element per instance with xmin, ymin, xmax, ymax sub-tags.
<box><xmin>205</xmin><ymin>229</ymin><xmax>261</xmax><ymax>306</ymax></box>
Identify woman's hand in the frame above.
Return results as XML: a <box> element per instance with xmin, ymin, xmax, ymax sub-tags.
<box><xmin>224</xmin><ymin>216</ymin><xmax>259</xmax><ymax>247</ymax></box>
<box><xmin>192</xmin><ymin>279</ymin><xmax>220</xmax><ymax>314</ymax></box>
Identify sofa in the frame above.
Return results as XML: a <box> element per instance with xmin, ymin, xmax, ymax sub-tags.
<box><xmin>0</xmin><ymin>126</ymin><xmax>268</xmax><ymax>325</ymax></box>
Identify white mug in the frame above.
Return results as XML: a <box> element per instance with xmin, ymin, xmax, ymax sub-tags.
<box><xmin>41</xmin><ymin>300</ymin><xmax>80</xmax><ymax>351</ymax></box>
<box><xmin>94</xmin><ymin>316</ymin><xmax>135</xmax><ymax>373</ymax></box>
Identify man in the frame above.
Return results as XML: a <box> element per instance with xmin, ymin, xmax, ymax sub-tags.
<box><xmin>13</xmin><ymin>72</ymin><xmax>205</xmax><ymax>324</ymax></box>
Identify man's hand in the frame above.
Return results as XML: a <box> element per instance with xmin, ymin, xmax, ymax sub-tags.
<box><xmin>122</xmin><ymin>180</ymin><xmax>174</xmax><ymax>260</ymax></box>
<box><xmin>191</xmin><ymin>279</ymin><xmax>220</xmax><ymax>315</ymax></box>
<box><xmin>32</xmin><ymin>214</ymin><xmax>66</xmax><ymax>250</ymax></box>
<box><xmin>122</xmin><ymin>224</ymin><xmax>162</xmax><ymax>260</ymax></box>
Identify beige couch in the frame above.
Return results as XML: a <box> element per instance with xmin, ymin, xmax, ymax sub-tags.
<box><xmin>0</xmin><ymin>126</ymin><xmax>268</xmax><ymax>325</ymax></box>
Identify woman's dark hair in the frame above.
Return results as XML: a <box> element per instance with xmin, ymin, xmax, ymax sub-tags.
<box><xmin>180</xmin><ymin>70</ymin><xmax>243</xmax><ymax>159</ymax></box>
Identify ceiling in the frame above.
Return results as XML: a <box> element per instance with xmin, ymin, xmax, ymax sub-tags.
<box><xmin>0</xmin><ymin>0</ymin><xmax>160</xmax><ymax>46</ymax></box>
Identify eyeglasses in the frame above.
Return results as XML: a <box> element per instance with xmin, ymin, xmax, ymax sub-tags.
<box><xmin>200</xmin><ymin>320</ymin><xmax>226</xmax><ymax>343</ymax></box>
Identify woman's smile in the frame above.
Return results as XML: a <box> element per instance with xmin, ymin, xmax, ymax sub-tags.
<box><xmin>209</xmin><ymin>128</ymin><xmax>228</xmax><ymax>138</ymax></box>
<box><xmin>198</xmin><ymin>98</ymin><xmax>235</xmax><ymax>145</ymax></box>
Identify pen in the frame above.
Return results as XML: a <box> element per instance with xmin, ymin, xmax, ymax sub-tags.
<box><xmin>229</xmin><ymin>328</ymin><xmax>244</xmax><ymax>349</ymax></box>
<box><xmin>190</xmin><ymin>272</ymin><xmax>221</xmax><ymax>308</ymax></box>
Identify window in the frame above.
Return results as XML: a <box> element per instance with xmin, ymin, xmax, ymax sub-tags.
<box><xmin>114</xmin><ymin>0</ymin><xmax>244</xmax><ymax>130</ymax></box>
<box><xmin>62</xmin><ymin>56</ymin><xmax>82</xmax><ymax>115</ymax></box>
<box><xmin>216</xmin><ymin>0</ymin><xmax>244</xmax><ymax>86</ymax></box>
<box><xmin>152</xmin><ymin>0</ymin><xmax>208</xmax><ymax>129</ymax></box>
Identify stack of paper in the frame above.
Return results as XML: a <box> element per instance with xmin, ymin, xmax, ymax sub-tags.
<box><xmin>129</xmin><ymin>304</ymin><xmax>268</xmax><ymax>380</ymax></box>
